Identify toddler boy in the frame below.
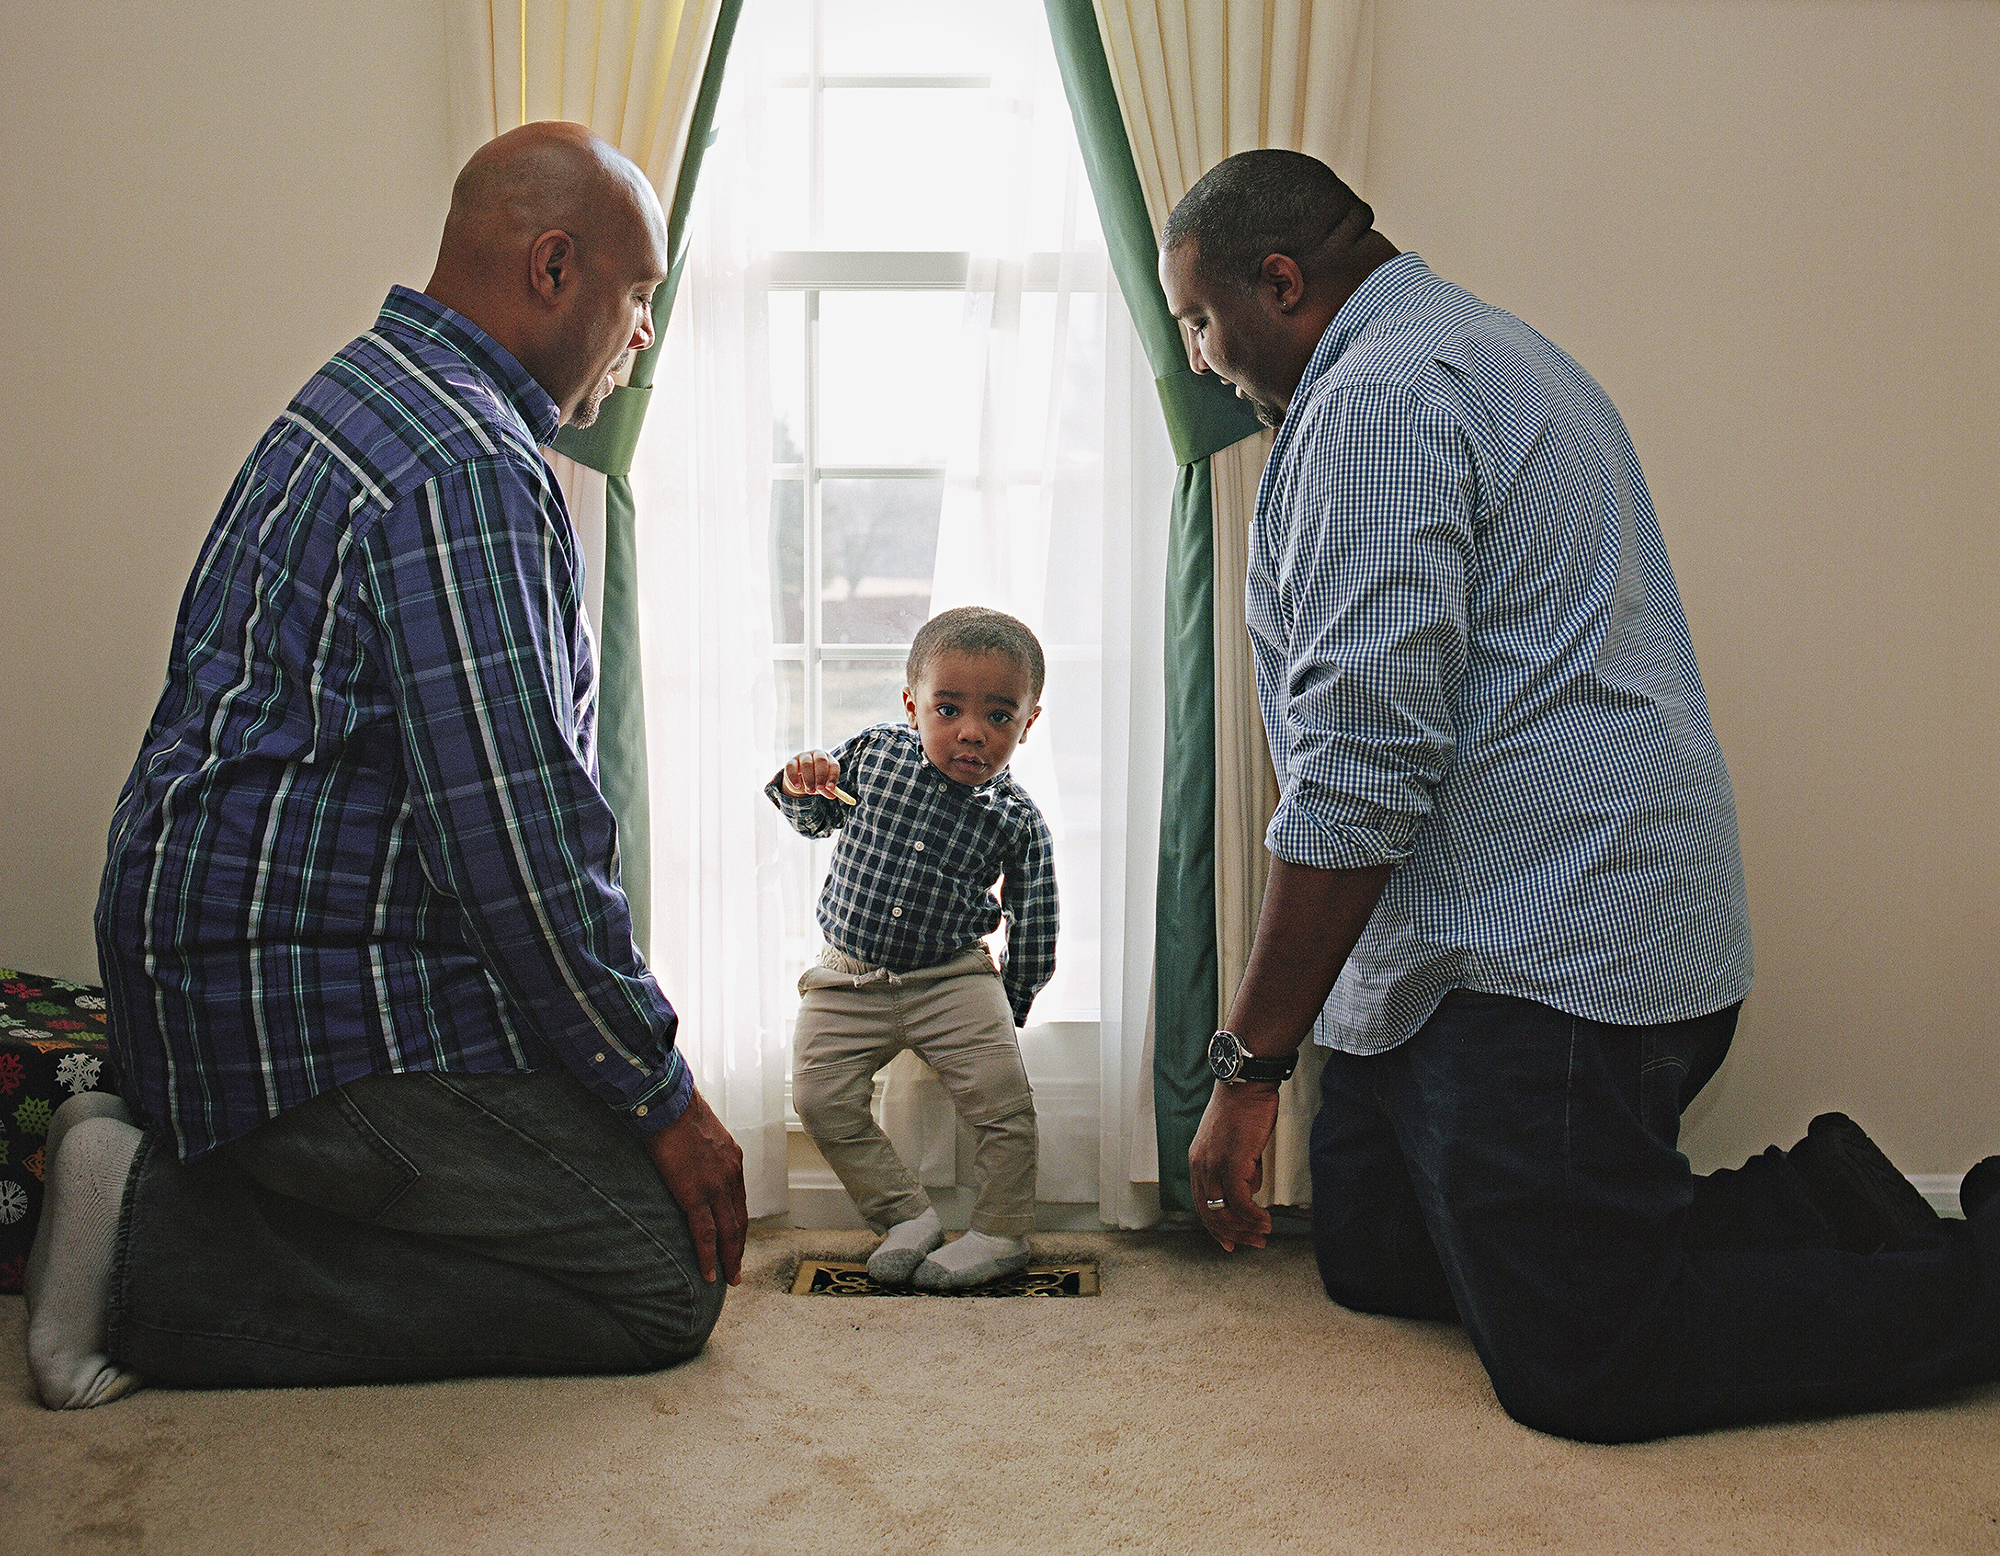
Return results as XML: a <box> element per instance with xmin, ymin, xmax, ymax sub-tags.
<box><xmin>767</xmin><ymin>606</ymin><xmax>1056</xmax><ymax>1290</ymax></box>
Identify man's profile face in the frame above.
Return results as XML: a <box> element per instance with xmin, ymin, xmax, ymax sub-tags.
<box><xmin>1159</xmin><ymin>242</ymin><xmax>1292</xmax><ymax>428</ymax></box>
<box><xmin>552</xmin><ymin>200</ymin><xmax>671</xmax><ymax>428</ymax></box>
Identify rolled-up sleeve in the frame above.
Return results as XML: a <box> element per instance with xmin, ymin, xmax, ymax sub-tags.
<box><xmin>363</xmin><ymin>454</ymin><xmax>691</xmax><ymax>1135</ymax></box>
<box><xmin>1253</xmin><ymin>383</ymin><xmax>1474</xmax><ymax>872</ymax></box>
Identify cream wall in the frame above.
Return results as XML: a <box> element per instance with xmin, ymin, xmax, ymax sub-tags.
<box><xmin>1367</xmin><ymin>0</ymin><xmax>1999</xmax><ymax>1175</ymax></box>
<box><xmin>0</xmin><ymin>1</ymin><xmax>455</xmax><ymax>975</ymax></box>
<box><xmin>1</xmin><ymin>2</ymin><xmax>1993</xmax><ymax>1177</ymax></box>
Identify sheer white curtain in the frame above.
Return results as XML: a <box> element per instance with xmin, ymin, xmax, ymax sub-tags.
<box><xmin>631</xmin><ymin>24</ymin><xmax>793</xmax><ymax>1216</ymax></box>
<box><xmin>633</xmin><ymin>0</ymin><xmax>1166</xmax><ymax>1225</ymax></box>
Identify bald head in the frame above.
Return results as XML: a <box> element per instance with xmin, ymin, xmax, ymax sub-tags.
<box><xmin>425</xmin><ymin>122</ymin><xmax>671</xmax><ymax>428</ymax></box>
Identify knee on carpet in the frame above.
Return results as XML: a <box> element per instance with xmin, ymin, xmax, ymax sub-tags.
<box><xmin>620</xmin><ymin>1265</ymin><xmax>728</xmax><ymax>1371</ymax></box>
<box><xmin>1312</xmin><ymin>1223</ymin><xmax>1459</xmax><ymax>1323</ymax></box>
<box><xmin>1485</xmin><ymin>1366</ymin><xmax>1674</xmax><ymax>1446</ymax></box>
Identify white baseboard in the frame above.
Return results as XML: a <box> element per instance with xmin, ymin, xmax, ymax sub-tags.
<box><xmin>780</xmin><ymin>1178</ymin><xmax>1108</xmax><ymax>1232</ymax></box>
<box><xmin>772</xmin><ymin>1174</ymin><xmax>1972</xmax><ymax>1230</ymax></box>
<box><xmin>1910</xmin><ymin>1173</ymin><xmax>1965</xmax><ymax>1217</ymax></box>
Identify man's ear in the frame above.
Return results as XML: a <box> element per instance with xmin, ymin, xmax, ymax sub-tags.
<box><xmin>902</xmin><ymin>685</ymin><xmax>919</xmax><ymax>726</ymax></box>
<box><xmin>529</xmin><ymin>229</ymin><xmax>576</xmax><ymax>307</ymax></box>
<box><xmin>1018</xmin><ymin>703</ymin><xmax>1042</xmax><ymax>742</ymax></box>
<box><xmin>1260</xmin><ymin>252</ymin><xmax>1305</xmax><ymax>315</ymax></box>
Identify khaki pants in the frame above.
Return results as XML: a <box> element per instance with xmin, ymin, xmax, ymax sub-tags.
<box><xmin>793</xmin><ymin>944</ymin><xmax>1037</xmax><ymax>1238</ymax></box>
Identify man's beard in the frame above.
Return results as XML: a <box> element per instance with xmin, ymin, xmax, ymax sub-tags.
<box><xmin>1252</xmin><ymin>397</ymin><xmax>1284</xmax><ymax>430</ymax></box>
<box><xmin>571</xmin><ymin>350</ymin><xmax>634</xmax><ymax>429</ymax></box>
<box><xmin>572</xmin><ymin>377</ymin><xmax>614</xmax><ymax>429</ymax></box>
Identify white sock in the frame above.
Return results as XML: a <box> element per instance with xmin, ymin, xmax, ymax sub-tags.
<box><xmin>912</xmin><ymin>1229</ymin><xmax>1032</xmax><ymax>1291</ymax></box>
<box><xmin>865</xmin><ymin>1206</ymin><xmax>943</xmax><ymax>1285</ymax></box>
<box><xmin>24</xmin><ymin>1116</ymin><xmax>146</xmax><ymax>1409</ymax></box>
<box><xmin>23</xmin><ymin>1092</ymin><xmax>134</xmax><ymax>1318</ymax></box>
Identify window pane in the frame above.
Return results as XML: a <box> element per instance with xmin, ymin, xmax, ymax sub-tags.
<box><xmin>769</xmin><ymin>291</ymin><xmax>805</xmax><ymax>462</ymax></box>
<box><xmin>774</xmin><ymin>659</ymin><xmax>806</xmax><ymax>764</ymax></box>
<box><xmin>821</xmin><ymin>660</ymin><xmax>910</xmax><ymax>750</ymax></box>
<box><xmin>819</xmin><ymin>89</ymin><xmax>1002</xmax><ymax>251</ymax></box>
<box><xmin>751</xmin><ymin>86</ymin><xmax>810</xmax><ymax>250</ymax></box>
<box><xmin>816</xmin><ymin>292</ymin><xmax>962</xmax><ymax>465</ymax></box>
<box><xmin>821</xmin><ymin>477</ymin><xmax>942</xmax><ymax>644</ymax></box>
<box><xmin>821</xmin><ymin>0</ymin><xmax>1022</xmax><ymax>76</ymax></box>
<box><xmin>769</xmin><ymin>479</ymin><xmax>804</xmax><ymax>641</ymax></box>
<box><xmin>757</xmin><ymin>0</ymin><xmax>810</xmax><ymax>77</ymax></box>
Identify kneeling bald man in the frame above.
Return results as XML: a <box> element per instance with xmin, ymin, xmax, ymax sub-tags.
<box><xmin>28</xmin><ymin>122</ymin><xmax>745</xmax><ymax>1408</ymax></box>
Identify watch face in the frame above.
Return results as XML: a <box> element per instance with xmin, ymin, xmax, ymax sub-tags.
<box><xmin>1208</xmin><ymin>1030</ymin><xmax>1238</xmax><ymax>1081</ymax></box>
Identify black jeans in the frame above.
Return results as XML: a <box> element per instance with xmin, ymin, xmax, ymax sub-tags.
<box><xmin>1312</xmin><ymin>989</ymin><xmax>2000</xmax><ymax>1442</ymax></box>
<box><xmin>107</xmin><ymin>1070</ymin><xmax>726</xmax><ymax>1388</ymax></box>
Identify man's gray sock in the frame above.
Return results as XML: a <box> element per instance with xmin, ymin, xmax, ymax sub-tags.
<box><xmin>24</xmin><ymin>1115</ymin><xmax>145</xmax><ymax>1409</ymax></box>
<box><xmin>911</xmin><ymin>1229</ymin><xmax>1032</xmax><ymax>1291</ymax></box>
<box><xmin>23</xmin><ymin>1092</ymin><xmax>134</xmax><ymax>1318</ymax></box>
<box><xmin>866</xmin><ymin>1206</ymin><xmax>943</xmax><ymax>1286</ymax></box>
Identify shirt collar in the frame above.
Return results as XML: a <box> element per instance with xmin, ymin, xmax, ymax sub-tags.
<box><xmin>375</xmin><ymin>285</ymin><xmax>563</xmax><ymax>447</ymax></box>
<box><xmin>1294</xmin><ymin>250</ymin><xmax>1437</xmax><ymax>401</ymax></box>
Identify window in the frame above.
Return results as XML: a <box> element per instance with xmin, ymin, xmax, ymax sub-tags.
<box><xmin>633</xmin><ymin>0</ymin><xmax>1160</xmax><ymax>1217</ymax></box>
<box><xmin>737</xmin><ymin>0</ymin><xmax>1109</xmax><ymax>1021</ymax></box>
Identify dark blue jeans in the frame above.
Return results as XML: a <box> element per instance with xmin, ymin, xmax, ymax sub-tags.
<box><xmin>107</xmin><ymin>1070</ymin><xmax>726</xmax><ymax>1388</ymax></box>
<box><xmin>1312</xmin><ymin>989</ymin><xmax>2000</xmax><ymax>1442</ymax></box>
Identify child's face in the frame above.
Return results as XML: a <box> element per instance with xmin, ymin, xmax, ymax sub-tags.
<box><xmin>902</xmin><ymin>650</ymin><xmax>1041</xmax><ymax>787</ymax></box>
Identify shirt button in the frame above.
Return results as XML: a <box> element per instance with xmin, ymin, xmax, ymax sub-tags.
<box><xmin>594</xmin><ymin>1052</ymin><xmax>606</xmax><ymax>1063</ymax></box>
<box><xmin>913</xmin><ymin>842</ymin><xmax>925</xmax><ymax>852</ymax></box>
<box><xmin>636</xmin><ymin>1105</ymin><xmax>648</xmax><ymax>1118</ymax></box>
<box><xmin>892</xmin><ymin>907</ymin><xmax>903</xmax><ymax>918</ymax></box>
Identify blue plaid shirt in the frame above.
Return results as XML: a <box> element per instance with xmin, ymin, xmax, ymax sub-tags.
<box><xmin>766</xmin><ymin>724</ymin><xmax>1057</xmax><ymax>1027</ymax></box>
<box><xmin>97</xmin><ymin>287</ymin><xmax>690</xmax><ymax>1161</ymax></box>
<box><xmin>1249</xmin><ymin>253</ymin><xmax>1753</xmax><ymax>1054</ymax></box>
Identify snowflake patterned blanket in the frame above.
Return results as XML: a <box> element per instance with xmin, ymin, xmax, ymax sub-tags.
<box><xmin>0</xmin><ymin>968</ymin><xmax>122</xmax><ymax>1293</ymax></box>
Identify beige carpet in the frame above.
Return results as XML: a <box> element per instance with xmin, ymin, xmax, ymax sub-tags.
<box><xmin>3</xmin><ymin>1228</ymin><xmax>1996</xmax><ymax>1555</ymax></box>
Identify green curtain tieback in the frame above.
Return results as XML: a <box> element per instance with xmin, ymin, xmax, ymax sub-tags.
<box><xmin>1156</xmin><ymin>368</ymin><xmax>1265</xmax><ymax>468</ymax></box>
<box><xmin>549</xmin><ymin>383</ymin><xmax>655</xmax><ymax>479</ymax></box>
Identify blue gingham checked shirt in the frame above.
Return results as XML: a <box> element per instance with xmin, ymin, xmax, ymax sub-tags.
<box><xmin>96</xmin><ymin>287</ymin><xmax>689</xmax><ymax>1161</ymax></box>
<box><xmin>766</xmin><ymin>724</ymin><xmax>1057</xmax><ymax>1027</ymax></box>
<box><xmin>1250</xmin><ymin>253</ymin><xmax>1753</xmax><ymax>1054</ymax></box>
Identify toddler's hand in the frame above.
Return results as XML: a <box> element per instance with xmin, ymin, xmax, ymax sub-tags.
<box><xmin>781</xmin><ymin>750</ymin><xmax>842</xmax><ymax>799</ymax></box>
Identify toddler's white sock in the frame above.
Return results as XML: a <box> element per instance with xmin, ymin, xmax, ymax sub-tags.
<box><xmin>24</xmin><ymin>1116</ymin><xmax>146</xmax><ymax>1409</ymax></box>
<box><xmin>911</xmin><ymin>1229</ymin><xmax>1032</xmax><ymax>1291</ymax></box>
<box><xmin>865</xmin><ymin>1206</ymin><xmax>943</xmax><ymax>1286</ymax></box>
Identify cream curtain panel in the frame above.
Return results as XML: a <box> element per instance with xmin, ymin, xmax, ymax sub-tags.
<box><xmin>1092</xmin><ymin>0</ymin><xmax>1375</xmax><ymax>1204</ymax></box>
<box><xmin>444</xmin><ymin>1</ymin><xmax>722</xmax><ymax>182</ymax></box>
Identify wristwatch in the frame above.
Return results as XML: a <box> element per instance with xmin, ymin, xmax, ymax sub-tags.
<box><xmin>1207</xmin><ymin>1029</ymin><xmax>1299</xmax><ymax>1086</ymax></box>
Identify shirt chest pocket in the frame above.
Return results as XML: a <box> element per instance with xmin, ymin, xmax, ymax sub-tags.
<box><xmin>919</xmin><ymin>806</ymin><xmax>1006</xmax><ymax>885</ymax></box>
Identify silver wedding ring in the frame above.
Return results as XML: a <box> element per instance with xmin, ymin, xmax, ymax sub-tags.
<box><xmin>1204</xmin><ymin>1198</ymin><xmax>1226</xmax><ymax>1210</ymax></box>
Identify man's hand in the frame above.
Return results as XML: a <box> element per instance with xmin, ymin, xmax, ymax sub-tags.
<box><xmin>1190</xmin><ymin>1080</ymin><xmax>1282</xmax><ymax>1252</ymax></box>
<box><xmin>644</xmin><ymin>1084</ymin><xmax>748</xmax><ymax>1285</ymax></box>
<box><xmin>781</xmin><ymin>749</ymin><xmax>842</xmax><ymax>799</ymax></box>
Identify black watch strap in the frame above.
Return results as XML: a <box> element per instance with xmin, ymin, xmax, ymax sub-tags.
<box><xmin>1209</xmin><ymin>1029</ymin><xmax>1299</xmax><ymax>1085</ymax></box>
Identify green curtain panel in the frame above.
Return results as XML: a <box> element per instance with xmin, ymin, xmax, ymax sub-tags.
<box><xmin>1043</xmin><ymin>0</ymin><xmax>1266</xmax><ymax>1212</ymax></box>
<box><xmin>548</xmin><ymin>0</ymin><xmax>747</xmax><ymax>958</ymax></box>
